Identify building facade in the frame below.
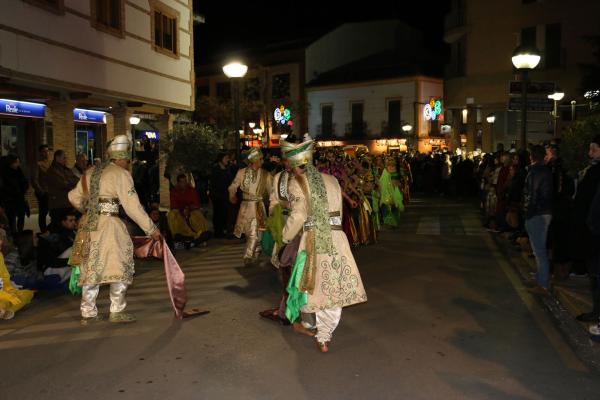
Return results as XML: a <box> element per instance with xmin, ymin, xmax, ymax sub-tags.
<box><xmin>444</xmin><ymin>0</ymin><xmax>600</xmax><ymax>152</ymax></box>
<box><xmin>307</xmin><ymin>76</ymin><xmax>444</xmax><ymax>154</ymax></box>
<box><xmin>196</xmin><ymin>45</ymin><xmax>306</xmax><ymax>148</ymax></box>
<box><xmin>305</xmin><ymin>20</ymin><xmax>444</xmax><ymax>153</ymax></box>
<box><xmin>0</xmin><ymin>0</ymin><xmax>195</xmax><ymax>207</ymax></box>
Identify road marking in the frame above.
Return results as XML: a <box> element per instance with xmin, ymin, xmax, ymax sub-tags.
<box><xmin>484</xmin><ymin>235</ymin><xmax>588</xmax><ymax>372</ymax></box>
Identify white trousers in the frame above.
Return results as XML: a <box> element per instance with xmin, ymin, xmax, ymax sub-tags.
<box><xmin>81</xmin><ymin>283</ymin><xmax>128</xmax><ymax>318</ymax></box>
<box><xmin>244</xmin><ymin>219</ymin><xmax>262</xmax><ymax>260</ymax></box>
<box><xmin>315</xmin><ymin>307</ymin><xmax>342</xmax><ymax>344</ymax></box>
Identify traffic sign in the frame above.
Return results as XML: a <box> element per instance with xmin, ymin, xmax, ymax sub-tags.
<box><xmin>508</xmin><ymin>97</ymin><xmax>554</xmax><ymax>112</ymax></box>
<box><xmin>509</xmin><ymin>81</ymin><xmax>556</xmax><ymax>96</ymax></box>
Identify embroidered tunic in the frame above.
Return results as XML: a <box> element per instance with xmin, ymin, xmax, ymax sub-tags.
<box><xmin>283</xmin><ymin>172</ymin><xmax>367</xmax><ymax>311</ymax></box>
<box><xmin>228</xmin><ymin>167</ymin><xmax>271</xmax><ymax>238</ymax></box>
<box><xmin>68</xmin><ymin>163</ymin><xmax>156</xmax><ymax>285</ymax></box>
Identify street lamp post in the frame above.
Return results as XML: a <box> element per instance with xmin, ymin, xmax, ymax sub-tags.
<box><xmin>402</xmin><ymin>123</ymin><xmax>413</xmax><ymax>150</ymax></box>
<box><xmin>512</xmin><ymin>44</ymin><xmax>541</xmax><ymax>150</ymax></box>
<box><xmin>223</xmin><ymin>61</ymin><xmax>248</xmax><ymax>165</ymax></box>
<box><xmin>548</xmin><ymin>89</ymin><xmax>564</xmax><ymax>138</ymax></box>
<box><xmin>486</xmin><ymin>113</ymin><xmax>496</xmax><ymax>151</ymax></box>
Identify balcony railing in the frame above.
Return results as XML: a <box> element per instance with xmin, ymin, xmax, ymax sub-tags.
<box><xmin>316</xmin><ymin>123</ymin><xmax>336</xmax><ymax>139</ymax></box>
<box><xmin>345</xmin><ymin>121</ymin><xmax>368</xmax><ymax>138</ymax></box>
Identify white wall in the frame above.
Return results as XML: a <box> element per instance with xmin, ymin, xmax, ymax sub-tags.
<box><xmin>0</xmin><ymin>0</ymin><xmax>194</xmax><ymax>110</ymax></box>
<box><xmin>307</xmin><ymin>80</ymin><xmax>418</xmax><ymax>138</ymax></box>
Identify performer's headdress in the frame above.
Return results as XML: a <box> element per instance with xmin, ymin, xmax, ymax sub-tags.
<box><xmin>245</xmin><ymin>147</ymin><xmax>263</xmax><ymax>162</ymax></box>
<box><xmin>107</xmin><ymin>135</ymin><xmax>132</xmax><ymax>160</ymax></box>
<box><xmin>280</xmin><ymin>139</ymin><xmax>314</xmax><ymax>168</ymax></box>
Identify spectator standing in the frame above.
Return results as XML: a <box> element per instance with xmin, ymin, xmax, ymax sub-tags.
<box><xmin>45</xmin><ymin>150</ymin><xmax>79</xmax><ymax>230</ymax></box>
<box><xmin>71</xmin><ymin>153</ymin><xmax>88</xmax><ymax>179</ymax></box>
<box><xmin>0</xmin><ymin>154</ymin><xmax>29</xmax><ymax>234</ymax></box>
<box><xmin>31</xmin><ymin>145</ymin><xmax>51</xmax><ymax>232</ymax></box>
<box><xmin>572</xmin><ymin>135</ymin><xmax>600</xmax><ymax>322</ymax></box>
<box><xmin>523</xmin><ymin>145</ymin><xmax>553</xmax><ymax>295</ymax></box>
<box><xmin>210</xmin><ymin>153</ymin><xmax>234</xmax><ymax>238</ymax></box>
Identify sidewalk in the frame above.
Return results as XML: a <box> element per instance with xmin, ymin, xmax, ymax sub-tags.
<box><xmin>489</xmin><ymin>229</ymin><xmax>600</xmax><ymax>370</ymax></box>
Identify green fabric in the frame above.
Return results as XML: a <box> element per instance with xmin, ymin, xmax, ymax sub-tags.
<box><xmin>371</xmin><ymin>192</ymin><xmax>381</xmax><ymax>231</ymax></box>
<box><xmin>283</xmin><ymin>141</ymin><xmax>313</xmax><ymax>158</ymax></box>
<box><xmin>379</xmin><ymin>169</ymin><xmax>404</xmax><ymax>227</ymax></box>
<box><xmin>266</xmin><ymin>203</ymin><xmax>285</xmax><ymax>248</ymax></box>
<box><xmin>261</xmin><ymin>230</ymin><xmax>274</xmax><ymax>256</ymax></box>
<box><xmin>84</xmin><ymin>161</ymin><xmax>110</xmax><ymax>233</ymax></box>
<box><xmin>285</xmin><ymin>250</ymin><xmax>308</xmax><ymax>322</ymax></box>
<box><xmin>69</xmin><ymin>267</ymin><xmax>81</xmax><ymax>295</ymax></box>
<box><xmin>305</xmin><ymin>164</ymin><xmax>334</xmax><ymax>256</ymax></box>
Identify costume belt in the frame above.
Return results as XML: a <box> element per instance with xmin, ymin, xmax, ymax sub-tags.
<box><xmin>303</xmin><ymin>211</ymin><xmax>342</xmax><ymax>231</ymax></box>
<box><xmin>98</xmin><ymin>198</ymin><xmax>120</xmax><ymax>216</ymax></box>
<box><xmin>242</xmin><ymin>193</ymin><xmax>263</xmax><ymax>201</ymax></box>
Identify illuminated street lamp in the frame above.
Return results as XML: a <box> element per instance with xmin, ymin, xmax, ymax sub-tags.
<box><xmin>486</xmin><ymin>113</ymin><xmax>496</xmax><ymax>149</ymax></box>
<box><xmin>512</xmin><ymin>44</ymin><xmax>541</xmax><ymax>149</ymax></box>
<box><xmin>223</xmin><ymin>61</ymin><xmax>248</xmax><ymax>164</ymax></box>
<box><xmin>548</xmin><ymin>89</ymin><xmax>564</xmax><ymax>137</ymax></box>
<box><xmin>402</xmin><ymin>123</ymin><xmax>413</xmax><ymax>149</ymax></box>
<box><xmin>248</xmin><ymin>122</ymin><xmax>256</xmax><ymax>129</ymax></box>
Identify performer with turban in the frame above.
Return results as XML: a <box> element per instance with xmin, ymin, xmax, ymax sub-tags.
<box><xmin>69</xmin><ymin>135</ymin><xmax>160</xmax><ymax>325</ymax></box>
<box><xmin>228</xmin><ymin>148</ymin><xmax>272</xmax><ymax>265</ymax></box>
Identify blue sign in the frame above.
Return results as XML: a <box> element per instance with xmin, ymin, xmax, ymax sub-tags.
<box><xmin>73</xmin><ymin>108</ymin><xmax>106</xmax><ymax>124</ymax></box>
<box><xmin>136</xmin><ymin>130</ymin><xmax>159</xmax><ymax>140</ymax></box>
<box><xmin>0</xmin><ymin>99</ymin><xmax>46</xmax><ymax>118</ymax></box>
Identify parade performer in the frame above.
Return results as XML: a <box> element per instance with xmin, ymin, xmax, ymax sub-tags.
<box><xmin>259</xmin><ymin>152</ymin><xmax>295</xmax><ymax>324</ymax></box>
<box><xmin>228</xmin><ymin>148</ymin><xmax>272</xmax><ymax>265</ymax></box>
<box><xmin>68</xmin><ymin>135</ymin><xmax>160</xmax><ymax>325</ymax></box>
<box><xmin>379</xmin><ymin>157</ymin><xmax>405</xmax><ymax>227</ymax></box>
<box><xmin>282</xmin><ymin>139</ymin><xmax>367</xmax><ymax>353</ymax></box>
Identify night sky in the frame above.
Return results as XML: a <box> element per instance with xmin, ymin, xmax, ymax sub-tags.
<box><xmin>193</xmin><ymin>1</ymin><xmax>451</xmax><ymax>65</ymax></box>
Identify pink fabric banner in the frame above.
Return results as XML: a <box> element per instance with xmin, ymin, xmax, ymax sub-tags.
<box><xmin>132</xmin><ymin>236</ymin><xmax>187</xmax><ymax>319</ymax></box>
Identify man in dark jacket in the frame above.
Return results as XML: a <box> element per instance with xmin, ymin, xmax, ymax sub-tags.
<box><xmin>45</xmin><ymin>150</ymin><xmax>79</xmax><ymax>231</ymax></box>
<box><xmin>523</xmin><ymin>145</ymin><xmax>553</xmax><ymax>294</ymax></box>
<box><xmin>573</xmin><ymin>135</ymin><xmax>600</xmax><ymax>322</ymax></box>
<box><xmin>209</xmin><ymin>153</ymin><xmax>233</xmax><ymax>238</ymax></box>
<box><xmin>0</xmin><ymin>154</ymin><xmax>29</xmax><ymax>235</ymax></box>
<box><xmin>31</xmin><ymin>145</ymin><xmax>51</xmax><ymax>233</ymax></box>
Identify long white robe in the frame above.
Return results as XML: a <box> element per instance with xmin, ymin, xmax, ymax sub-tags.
<box><xmin>282</xmin><ymin>172</ymin><xmax>367</xmax><ymax>312</ymax></box>
<box><xmin>68</xmin><ymin>163</ymin><xmax>156</xmax><ymax>286</ymax></box>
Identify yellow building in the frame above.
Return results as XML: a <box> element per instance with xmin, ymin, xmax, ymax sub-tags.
<box><xmin>444</xmin><ymin>0</ymin><xmax>600</xmax><ymax>152</ymax></box>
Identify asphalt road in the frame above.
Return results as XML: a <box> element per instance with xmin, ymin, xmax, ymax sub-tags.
<box><xmin>1</xmin><ymin>197</ymin><xmax>599</xmax><ymax>400</ymax></box>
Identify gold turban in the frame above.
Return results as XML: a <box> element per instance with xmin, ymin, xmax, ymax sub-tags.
<box><xmin>280</xmin><ymin>139</ymin><xmax>314</xmax><ymax>168</ymax></box>
<box><xmin>107</xmin><ymin>135</ymin><xmax>132</xmax><ymax>160</ymax></box>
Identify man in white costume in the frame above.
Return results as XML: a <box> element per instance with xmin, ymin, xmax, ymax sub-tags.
<box><xmin>69</xmin><ymin>135</ymin><xmax>160</xmax><ymax>325</ymax></box>
<box><xmin>228</xmin><ymin>148</ymin><xmax>272</xmax><ymax>265</ymax></box>
<box><xmin>281</xmin><ymin>139</ymin><xmax>367</xmax><ymax>353</ymax></box>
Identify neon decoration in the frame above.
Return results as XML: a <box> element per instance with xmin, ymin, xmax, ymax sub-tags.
<box><xmin>274</xmin><ymin>105</ymin><xmax>292</xmax><ymax>124</ymax></box>
<box><xmin>423</xmin><ymin>98</ymin><xmax>443</xmax><ymax>121</ymax></box>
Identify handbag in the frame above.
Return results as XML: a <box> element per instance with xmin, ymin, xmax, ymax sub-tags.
<box><xmin>69</xmin><ymin>174</ymin><xmax>90</xmax><ymax>267</ymax></box>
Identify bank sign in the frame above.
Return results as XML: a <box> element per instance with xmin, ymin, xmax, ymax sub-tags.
<box><xmin>73</xmin><ymin>108</ymin><xmax>106</xmax><ymax>124</ymax></box>
<box><xmin>0</xmin><ymin>99</ymin><xmax>46</xmax><ymax>118</ymax></box>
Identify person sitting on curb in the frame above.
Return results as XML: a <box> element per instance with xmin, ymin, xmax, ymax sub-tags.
<box><xmin>168</xmin><ymin>174</ymin><xmax>212</xmax><ymax>249</ymax></box>
<box><xmin>0</xmin><ymin>228</ymin><xmax>34</xmax><ymax>320</ymax></box>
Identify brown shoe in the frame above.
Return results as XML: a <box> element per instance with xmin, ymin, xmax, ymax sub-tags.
<box><xmin>293</xmin><ymin>322</ymin><xmax>316</xmax><ymax>337</ymax></box>
<box><xmin>316</xmin><ymin>341</ymin><xmax>329</xmax><ymax>353</ymax></box>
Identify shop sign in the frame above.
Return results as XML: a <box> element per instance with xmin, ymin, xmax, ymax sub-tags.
<box><xmin>0</xmin><ymin>99</ymin><xmax>46</xmax><ymax>118</ymax></box>
<box><xmin>73</xmin><ymin>108</ymin><xmax>106</xmax><ymax>124</ymax></box>
<box><xmin>143</xmin><ymin>130</ymin><xmax>159</xmax><ymax>140</ymax></box>
<box><xmin>423</xmin><ymin>98</ymin><xmax>443</xmax><ymax>121</ymax></box>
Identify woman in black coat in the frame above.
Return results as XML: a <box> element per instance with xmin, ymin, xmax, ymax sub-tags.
<box><xmin>0</xmin><ymin>154</ymin><xmax>29</xmax><ymax>234</ymax></box>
